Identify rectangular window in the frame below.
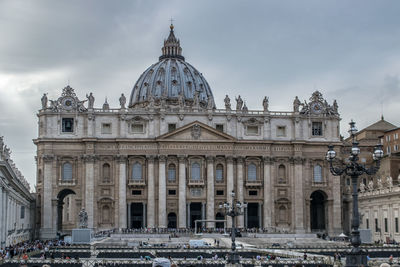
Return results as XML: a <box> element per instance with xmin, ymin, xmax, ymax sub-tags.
<box><xmin>132</xmin><ymin>190</ymin><xmax>142</xmax><ymax>195</ymax></box>
<box><xmin>247</xmin><ymin>125</ymin><xmax>259</xmax><ymax>135</ymax></box>
<box><xmin>62</xmin><ymin>118</ymin><xmax>74</xmax><ymax>133</ymax></box>
<box><xmin>216</xmin><ymin>190</ymin><xmax>224</xmax><ymax>196</ymax></box>
<box><xmin>20</xmin><ymin>206</ymin><xmax>25</xmax><ymax>219</ymax></box>
<box><xmin>366</xmin><ymin>218</ymin><xmax>369</xmax><ymax>229</ymax></box>
<box><xmin>394</xmin><ymin>145</ymin><xmax>398</xmax><ymax>151</ymax></box>
<box><xmin>168</xmin><ymin>123</ymin><xmax>176</xmax><ymax>132</ymax></box>
<box><xmin>249</xmin><ymin>190</ymin><xmax>258</xmax><ymax>196</ymax></box>
<box><xmin>131</xmin><ymin>123</ymin><xmax>144</xmax><ymax>133</ymax></box>
<box><xmin>277</xmin><ymin>126</ymin><xmax>286</xmax><ymax>137</ymax></box>
<box><xmin>312</xmin><ymin>122</ymin><xmax>323</xmax><ymax>136</ymax></box>
<box><xmin>396</xmin><ymin>218</ymin><xmax>399</xmax><ymax>233</ymax></box>
<box><xmin>387</xmin><ymin>146</ymin><xmax>391</xmax><ymax>154</ymax></box>
<box><xmin>385</xmin><ymin>218</ymin><xmax>388</xmax><ymax>232</ymax></box>
<box><xmin>102</xmin><ymin>123</ymin><xmax>112</xmax><ymax>134</ymax></box>
<box><xmin>395</xmin><ymin>133</ymin><xmax>399</xmax><ymax>140</ymax></box>
<box><xmin>215</xmin><ymin>124</ymin><xmax>224</xmax><ymax>133</ymax></box>
<box><xmin>375</xmin><ymin>218</ymin><xmax>379</xmax><ymax>232</ymax></box>
<box><xmin>387</xmin><ymin>135</ymin><xmax>391</xmax><ymax>142</ymax></box>
<box><xmin>346</xmin><ymin>178</ymin><xmax>350</xmax><ymax>185</ymax></box>
<box><xmin>168</xmin><ymin>189</ymin><xmax>176</xmax><ymax>195</ymax></box>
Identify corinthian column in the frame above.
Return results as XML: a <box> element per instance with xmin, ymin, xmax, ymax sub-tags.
<box><xmin>158</xmin><ymin>156</ymin><xmax>167</xmax><ymax>228</ymax></box>
<box><xmin>84</xmin><ymin>154</ymin><xmax>95</xmax><ymax>229</ymax></box>
<box><xmin>147</xmin><ymin>156</ymin><xmax>155</xmax><ymax>228</ymax></box>
<box><xmin>178</xmin><ymin>155</ymin><xmax>187</xmax><ymax>228</ymax></box>
<box><xmin>226</xmin><ymin>156</ymin><xmax>234</xmax><ymax>228</ymax></box>
<box><xmin>293</xmin><ymin>157</ymin><xmax>305</xmax><ymax>233</ymax></box>
<box><xmin>263</xmin><ymin>156</ymin><xmax>273</xmax><ymax>229</ymax></box>
<box><xmin>236</xmin><ymin>157</ymin><xmax>244</xmax><ymax>228</ymax></box>
<box><xmin>206</xmin><ymin>156</ymin><xmax>215</xmax><ymax>229</ymax></box>
<box><xmin>117</xmin><ymin>156</ymin><xmax>127</xmax><ymax>229</ymax></box>
<box><xmin>41</xmin><ymin>154</ymin><xmax>55</xmax><ymax>239</ymax></box>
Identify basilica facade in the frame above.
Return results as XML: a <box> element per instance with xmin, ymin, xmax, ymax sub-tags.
<box><xmin>35</xmin><ymin>24</ymin><xmax>342</xmax><ymax>239</ymax></box>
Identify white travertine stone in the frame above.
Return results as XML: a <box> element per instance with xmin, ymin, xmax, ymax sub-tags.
<box><xmin>226</xmin><ymin>157</ymin><xmax>234</xmax><ymax>228</ymax></box>
<box><xmin>85</xmin><ymin>158</ymin><xmax>95</xmax><ymax>228</ymax></box>
<box><xmin>178</xmin><ymin>156</ymin><xmax>187</xmax><ymax>228</ymax></box>
<box><xmin>263</xmin><ymin>158</ymin><xmax>272</xmax><ymax>228</ymax></box>
<box><xmin>158</xmin><ymin>156</ymin><xmax>167</xmax><ymax>228</ymax></box>
<box><xmin>43</xmin><ymin>156</ymin><xmax>53</xmax><ymax>234</ymax></box>
<box><xmin>147</xmin><ymin>157</ymin><xmax>155</xmax><ymax>228</ymax></box>
<box><xmin>332</xmin><ymin>172</ymin><xmax>342</xmax><ymax>234</ymax></box>
<box><xmin>206</xmin><ymin>157</ymin><xmax>215</xmax><ymax>228</ymax></box>
<box><xmin>237</xmin><ymin>157</ymin><xmax>244</xmax><ymax>228</ymax></box>
<box><xmin>294</xmin><ymin>160</ymin><xmax>304</xmax><ymax>232</ymax></box>
<box><xmin>0</xmin><ymin>189</ymin><xmax>3</xmax><ymax>245</ymax></box>
<box><xmin>118</xmin><ymin>159</ymin><xmax>127</xmax><ymax>228</ymax></box>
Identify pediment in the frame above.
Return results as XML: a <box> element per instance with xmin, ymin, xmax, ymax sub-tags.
<box><xmin>157</xmin><ymin>121</ymin><xmax>235</xmax><ymax>141</ymax></box>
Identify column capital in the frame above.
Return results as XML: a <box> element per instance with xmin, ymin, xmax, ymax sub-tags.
<box><xmin>226</xmin><ymin>156</ymin><xmax>234</xmax><ymax>163</ymax></box>
<box><xmin>158</xmin><ymin>155</ymin><xmax>167</xmax><ymax>162</ymax></box>
<box><xmin>147</xmin><ymin>155</ymin><xmax>155</xmax><ymax>163</ymax></box>
<box><xmin>206</xmin><ymin>156</ymin><xmax>215</xmax><ymax>163</ymax></box>
<box><xmin>262</xmin><ymin>156</ymin><xmax>274</xmax><ymax>164</ymax></box>
<box><xmin>290</xmin><ymin>156</ymin><xmax>305</xmax><ymax>165</ymax></box>
<box><xmin>42</xmin><ymin>154</ymin><xmax>54</xmax><ymax>162</ymax></box>
<box><xmin>114</xmin><ymin>155</ymin><xmax>127</xmax><ymax>163</ymax></box>
<box><xmin>178</xmin><ymin>155</ymin><xmax>187</xmax><ymax>162</ymax></box>
<box><xmin>81</xmin><ymin>154</ymin><xmax>97</xmax><ymax>163</ymax></box>
<box><xmin>236</xmin><ymin>156</ymin><xmax>244</xmax><ymax>163</ymax></box>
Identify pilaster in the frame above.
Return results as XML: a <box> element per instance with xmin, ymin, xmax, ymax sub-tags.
<box><xmin>293</xmin><ymin>157</ymin><xmax>305</xmax><ymax>233</ymax></box>
<box><xmin>158</xmin><ymin>155</ymin><xmax>167</xmax><ymax>228</ymax></box>
<box><xmin>147</xmin><ymin>156</ymin><xmax>155</xmax><ymax>228</ymax></box>
<box><xmin>178</xmin><ymin>155</ymin><xmax>187</xmax><ymax>228</ymax></box>
<box><xmin>236</xmin><ymin>156</ymin><xmax>244</xmax><ymax>228</ymax></box>
<box><xmin>263</xmin><ymin>156</ymin><xmax>273</xmax><ymax>229</ymax></box>
<box><xmin>116</xmin><ymin>155</ymin><xmax>127</xmax><ymax>229</ymax></box>
<box><xmin>226</xmin><ymin>156</ymin><xmax>234</xmax><ymax>228</ymax></box>
<box><xmin>83</xmin><ymin>154</ymin><xmax>96</xmax><ymax>229</ymax></box>
<box><xmin>41</xmin><ymin>154</ymin><xmax>56</xmax><ymax>239</ymax></box>
<box><xmin>206</xmin><ymin>156</ymin><xmax>215</xmax><ymax>228</ymax></box>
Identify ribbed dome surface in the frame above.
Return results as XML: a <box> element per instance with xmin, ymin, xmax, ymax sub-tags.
<box><xmin>128</xmin><ymin>25</ymin><xmax>215</xmax><ymax>109</ymax></box>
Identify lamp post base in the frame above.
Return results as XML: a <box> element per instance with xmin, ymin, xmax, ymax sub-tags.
<box><xmin>227</xmin><ymin>252</ymin><xmax>241</xmax><ymax>265</ymax></box>
<box><xmin>345</xmin><ymin>248</ymin><xmax>368</xmax><ymax>267</ymax></box>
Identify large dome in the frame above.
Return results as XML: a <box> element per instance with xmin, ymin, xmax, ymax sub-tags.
<box><xmin>129</xmin><ymin>25</ymin><xmax>215</xmax><ymax>109</ymax></box>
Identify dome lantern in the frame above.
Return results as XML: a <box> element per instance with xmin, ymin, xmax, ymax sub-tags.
<box><xmin>159</xmin><ymin>23</ymin><xmax>185</xmax><ymax>61</ymax></box>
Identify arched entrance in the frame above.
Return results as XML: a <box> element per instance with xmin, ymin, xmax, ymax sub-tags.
<box><xmin>215</xmin><ymin>212</ymin><xmax>225</xmax><ymax>229</ymax></box>
<box><xmin>57</xmin><ymin>189</ymin><xmax>76</xmax><ymax>232</ymax></box>
<box><xmin>167</xmin><ymin>212</ymin><xmax>177</xmax><ymax>228</ymax></box>
<box><xmin>130</xmin><ymin>203</ymin><xmax>144</xmax><ymax>229</ymax></box>
<box><xmin>310</xmin><ymin>190</ymin><xmax>327</xmax><ymax>232</ymax></box>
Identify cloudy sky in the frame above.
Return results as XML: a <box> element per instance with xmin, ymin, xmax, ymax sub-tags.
<box><xmin>1</xmin><ymin>0</ymin><xmax>400</xmax><ymax>188</ymax></box>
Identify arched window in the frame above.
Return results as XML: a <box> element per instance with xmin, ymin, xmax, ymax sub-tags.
<box><xmin>103</xmin><ymin>163</ymin><xmax>111</xmax><ymax>183</ymax></box>
<box><xmin>248</xmin><ymin>163</ymin><xmax>257</xmax><ymax>181</ymax></box>
<box><xmin>216</xmin><ymin>164</ymin><xmax>224</xmax><ymax>182</ymax></box>
<box><xmin>278</xmin><ymin>164</ymin><xmax>286</xmax><ymax>184</ymax></box>
<box><xmin>102</xmin><ymin>205</ymin><xmax>110</xmax><ymax>223</ymax></box>
<box><xmin>191</xmin><ymin>162</ymin><xmax>201</xmax><ymax>180</ymax></box>
<box><xmin>313</xmin><ymin>164</ymin><xmax>323</xmax><ymax>183</ymax></box>
<box><xmin>279</xmin><ymin>206</ymin><xmax>287</xmax><ymax>222</ymax></box>
<box><xmin>168</xmin><ymin>163</ymin><xmax>176</xmax><ymax>182</ymax></box>
<box><xmin>132</xmin><ymin>162</ymin><xmax>142</xmax><ymax>180</ymax></box>
<box><xmin>62</xmin><ymin>162</ymin><xmax>73</xmax><ymax>181</ymax></box>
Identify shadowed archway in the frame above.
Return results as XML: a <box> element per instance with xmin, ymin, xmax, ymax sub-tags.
<box><xmin>310</xmin><ymin>190</ymin><xmax>327</xmax><ymax>232</ymax></box>
<box><xmin>57</xmin><ymin>189</ymin><xmax>76</xmax><ymax>232</ymax></box>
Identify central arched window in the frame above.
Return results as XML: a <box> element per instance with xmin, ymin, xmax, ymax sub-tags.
<box><xmin>103</xmin><ymin>163</ymin><xmax>111</xmax><ymax>183</ymax></box>
<box><xmin>313</xmin><ymin>164</ymin><xmax>323</xmax><ymax>183</ymax></box>
<box><xmin>62</xmin><ymin>162</ymin><xmax>73</xmax><ymax>181</ymax></box>
<box><xmin>216</xmin><ymin>164</ymin><xmax>224</xmax><ymax>182</ymax></box>
<box><xmin>248</xmin><ymin>163</ymin><xmax>257</xmax><ymax>181</ymax></box>
<box><xmin>191</xmin><ymin>162</ymin><xmax>201</xmax><ymax>180</ymax></box>
<box><xmin>168</xmin><ymin>163</ymin><xmax>176</xmax><ymax>182</ymax></box>
<box><xmin>132</xmin><ymin>162</ymin><xmax>142</xmax><ymax>180</ymax></box>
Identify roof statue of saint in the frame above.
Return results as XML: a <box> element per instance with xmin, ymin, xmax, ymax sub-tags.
<box><xmin>129</xmin><ymin>23</ymin><xmax>215</xmax><ymax>109</ymax></box>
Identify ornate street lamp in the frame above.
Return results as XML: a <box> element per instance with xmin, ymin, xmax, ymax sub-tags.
<box><xmin>326</xmin><ymin>120</ymin><xmax>384</xmax><ymax>267</ymax></box>
<box><xmin>219</xmin><ymin>190</ymin><xmax>247</xmax><ymax>264</ymax></box>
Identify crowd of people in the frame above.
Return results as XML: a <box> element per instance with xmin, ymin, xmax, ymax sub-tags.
<box><xmin>0</xmin><ymin>239</ymin><xmax>69</xmax><ymax>260</ymax></box>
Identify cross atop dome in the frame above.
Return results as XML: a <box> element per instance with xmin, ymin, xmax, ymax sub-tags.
<box><xmin>159</xmin><ymin>22</ymin><xmax>185</xmax><ymax>61</ymax></box>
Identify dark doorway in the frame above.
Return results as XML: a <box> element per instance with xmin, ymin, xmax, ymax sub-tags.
<box><xmin>215</xmin><ymin>212</ymin><xmax>225</xmax><ymax>229</ymax></box>
<box><xmin>168</xmin><ymin>213</ymin><xmax>177</xmax><ymax>228</ymax></box>
<box><xmin>56</xmin><ymin>189</ymin><xmax>76</xmax><ymax>232</ymax></box>
<box><xmin>310</xmin><ymin>191</ymin><xmax>326</xmax><ymax>231</ymax></box>
<box><xmin>190</xmin><ymin>202</ymin><xmax>202</xmax><ymax>229</ymax></box>
<box><xmin>130</xmin><ymin>203</ymin><xmax>144</xmax><ymax>229</ymax></box>
<box><xmin>247</xmin><ymin>203</ymin><xmax>259</xmax><ymax>228</ymax></box>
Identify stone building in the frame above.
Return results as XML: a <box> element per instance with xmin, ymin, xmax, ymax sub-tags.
<box><xmin>34</xmin><ymin>24</ymin><xmax>342</xmax><ymax>239</ymax></box>
<box><xmin>356</xmin><ymin>120</ymin><xmax>400</xmax><ymax>242</ymax></box>
<box><xmin>0</xmin><ymin>137</ymin><xmax>35</xmax><ymax>247</ymax></box>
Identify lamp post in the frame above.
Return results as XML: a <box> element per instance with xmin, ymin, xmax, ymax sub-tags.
<box><xmin>219</xmin><ymin>190</ymin><xmax>247</xmax><ymax>265</ymax></box>
<box><xmin>326</xmin><ymin>120</ymin><xmax>384</xmax><ymax>267</ymax></box>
